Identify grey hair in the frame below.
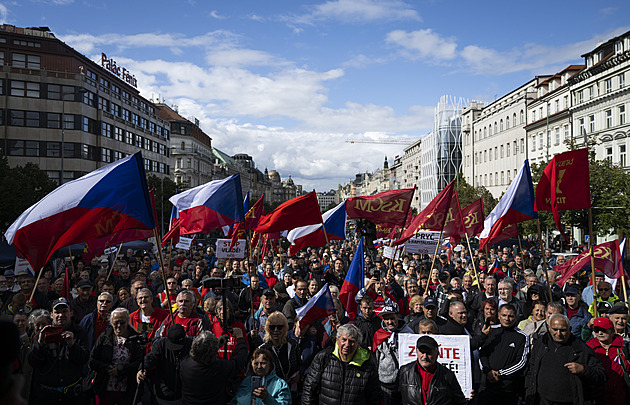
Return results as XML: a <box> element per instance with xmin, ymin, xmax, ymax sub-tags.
<box><xmin>546</xmin><ymin>301</ymin><xmax>565</xmax><ymax>315</ymax></box>
<box><xmin>548</xmin><ymin>313</ymin><xmax>570</xmax><ymax>328</ymax></box>
<box><xmin>109</xmin><ymin>307</ymin><xmax>130</xmax><ymax>323</ymax></box>
<box><xmin>99</xmin><ymin>292</ymin><xmax>114</xmax><ymax>301</ymax></box>
<box><xmin>337</xmin><ymin>323</ymin><xmax>363</xmax><ymax>342</ymax></box>
<box><xmin>498</xmin><ymin>280</ymin><xmax>513</xmax><ymax>289</ymax></box>
<box><xmin>177</xmin><ymin>289</ymin><xmax>196</xmax><ymax>304</ymax></box>
<box><xmin>136</xmin><ymin>288</ymin><xmax>153</xmax><ymax>298</ymax></box>
<box><xmin>190</xmin><ymin>331</ymin><xmax>219</xmax><ymax>365</ymax></box>
<box><xmin>28</xmin><ymin>309</ymin><xmax>52</xmax><ymax>330</ymax></box>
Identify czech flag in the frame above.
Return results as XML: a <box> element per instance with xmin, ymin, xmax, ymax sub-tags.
<box><xmin>286</xmin><ymin>201</ymin><xmax>347</xmax><ymax>256</ymax></box>
<box><xmin>296</xmin><ymin>283</ymin><xmax>336</xmax><ymax>329</ymax></box>
<box><xmin>339</xmin><ymin>237</ymin><xmax>364</xmax><ymax>319</ymax></box>
<box><xmin>5</xmin><ymin>152</ymin><xmax>155</xmax><ymax>272</ymax></box>
<box><xmin>169</xmin><ymin>174</ymin><xmax>245</xmax><ymax>235</ymax></box>
<box><xmin>479</xmin><ymin>160</ymin><xmax>537</xmax><ymax>250</ymax></box>
<box><xmin>489</xmin><ymin>258</ymin><xmax>501</xmax><ymax>275</ymax></box>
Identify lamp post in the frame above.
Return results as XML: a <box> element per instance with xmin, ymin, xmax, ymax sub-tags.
<box><xmin>61</xmin><ymin>88</ymin><xmax>87</xmax><ymax>184</ymax></box>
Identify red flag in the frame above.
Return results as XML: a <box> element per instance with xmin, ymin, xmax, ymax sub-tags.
<box><xmin>450</xmin><ymin>198</ymin><xmax>485</xmax><ymax>246</ymax></box>
<box><xmin>393</xmin><ymin>181</ymin><xmax>456</xmax><ymax>246</ymax></box>
<box><xmin>346</xmin><ymin>188</ymin><xmax>415</xmax><ymax>225</ymax></box>
<box><xmin>376</xmin><ymin>223</ymin><xmax>397</xmax><ymax>239</ymax></box>
<box><xmin>441</xmin><ymin>190</ymin><xmax>466</xmax><ymax>239</ymax></box>
<box><xmin>62</xmin><ymin>265</ymin><xmax>70</xmax><ymax>299</ymax></box>
<box><xmin>162</xmin><ymin>218</ymin><xmax>180</xmax><ymax>247</ymax></box>
<box><xmin>253</xmin><ymin>192</ymin><xmax>322</xmax><ymax>233</ymax></box>
<box><xmin>535</xmin><ymin>148</ymin><xmax>591</xmax><ymax>242</ymax></box>
<box><xmin>556</xmin><ymin>240</ymin><xmax>624</xmax><ymax>285</ymax></box>
<box><xmin>244</xmin><ymin>193</ymin><xmax>265</xmax><ymax>230</ymax></box>
<box><xmin>229</xmin><ymin>222</ymin><xmax>246</xmax><ymax>250</ymax></box>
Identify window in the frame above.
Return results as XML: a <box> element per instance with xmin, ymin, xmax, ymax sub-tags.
<box><xmin>83</xmin><ymin>91</ymin><xmax>95</xmax><ymax>107</ymax></box>
<box><xmin>132</xmin><ymin>113</ymin><xmax>139</xmax><ymax>126</ymax></box>
<box><xmin>620</xmin><ymin>73</ymin><xmax>626</xmax><ymax>89</ymax></box>
<box><xmin>494</xmin><ymin>147</ymin><xmax>498</xmax><ymax>160</ymax></box>
<box><xmin>507</xmin><ymin>171</ymin><xmax>511</xmax><ymax>183</ymax></box>
<box><xmin>114</xmin><ymin>127</ymin><xmax>123</xmax><ymax>141</ymax></box>
<box><xmin>605</xmin><ymin>109</ymin><xmax>612</xmax><ymax>128</ymax></box>
<box><xmin>98</xmin><ymin>97</ymin><xmax>109</xmax><ymax>111</ymax></box>
<box><xmin>99</xmin><ymin>77</ymin><xmax>110</xmax><ymax>89</ymax></box>
<box><xmin>46</xmin><ymin>142</ymin><xmax>60</xmax><ymax>157</ymax></box>
<box><xmin>619</xmin><ymin>105</ymin><xmax>626</xmax><ymax>125</ymax></box>
<box><xmin>605</xmin><ymin>78</ymin><xmax>612</xmax><ymax>94</ymax></box>
<box><xmin>102</xmin><ymin>148</ymin><xmax>112</xmax><ymax>163</ymax></box>
<box><xmin>0</xmin><ymin>51</ymin><xmax>4</xmax><ymax>65</ymax></box>
<box><xmin>110</xmin><ymin>103</ymin><xmax>120</xmax><ymax>117</ymax></box>
<box><xmin>488</xmin><ymin>149</ymin><xmax>492</xmax><ymax>161</ymax></box>
<box><xmin>484</xmin><ymin>150</ymin><xmax>487</xmax><ymax>162</ymax></box>
<box><xmin>532</xmin><ymin>110</ymin><xmax>536</xmax><ymax>122</ymax></box>
<box><xmin>588</xmin><ymin>86</ymin><xmax>594</xmax><ymax>100</ymax></box>
<box><xmin>621</xmin><ymin>145</ymin><xmax>627</xmax><ymax>167</ymax></box>
<box><xmin>83</xmin><ymin>117</ymin><xmax>90</xmax><ymax>132</ymax></box>
<box><xmin>615</xmin><ymin>40</ymin><xmax>623</xmax><ymax>54</ymax></box>
<box><xmin>484</xmin><ymin>127</ymin><xmax>487</xmax><ymax>138</ymax></box>
<box><xmin>579</xmin><ymin>117</ymin><xmax>585</xmax><ymax>136</ymax></box>
<box><xmin>46</xmin><ymin>113</ymin><xmax>60</xmax><ymax>129</ymax></box>
<box><xmin>555</xmin><ymin>128</ymin><xmax>560</xmax><ymax>145</ymax></box>
<box><xmin>101</xmin><ymin>122</ymin><xmax>112</xmax><ymax>138</ymax></box>
<box><xmin>538</xmin><ymin>134</ymin><xmax>543</xmax><ymax>150</ymax></box>
<box><xmin>125</xmin><ymin>131</ymin><xmax>133</xmax><ymax>144</ymax></box>
<box><xmin>180</xmin><ymin>141</ymin><xmax>185</xmax><ymax>150</ymax></box>
<box><xmin>606</xmin><ymin>147</ymin><xmax>613</xmax><ymax>161</ymax></box>
<box><xmin>63</xmin><ymin>114</ymin><xmax>75</xmax><ymax>129</ymax></box>
<box><xmin>564</xmin><ymin>95</ymin><xmax>569</xmax><ymax>109</ymax></box>
<box><xmin>489</xmin><ymin>173</ymin><xmax>493</xmax><ymax>186</ymax></box>
<box><xmin>111</xmin><ymin>84</ymin><xmax>120</xmax><ymax>94</ymax></box>
<box><xmin>520</xmin><ymin>139</ymin><xmax>525</xmax><ymax>153</ymax></box>
<box><xmin>122</xmin><ymin>109</ymin><xmax>130</xmax><ymax>121</ymax></box>
<box><xmin>10</xmin><ymin>110</ymin><xmax>25</xmax><ymax>126</ymax></box>
<box><xmin>506</xmin><ymin>116</ymin><xmax>510</xmax><ymax>129</ymax></box>
<box><xmin>500</xmin><ymin>120</ymin><xmax>503</xmax><ymax>132</ymax></box>
<box><xmin>578</xmin><ymin>90</ymin><xmax>584</xmax><ymax>104</ymax></box>
<box><xmin>564</xmin><ymin>124</ymin><xmax>569</xmax><ymax>140</ymax></box>
<box><xmin>531</xmin><ymin>135</ymin><xmax>536</xmax><ymax>151</ymax></box>
<box><xmin>588</xmin><ymin>115</ymin><xmax>595</xmax><ymax>132</ymax></box>
<box><xmin>176</xmin><ymin>158</ymin><xmax>182</xmax><ymax>168</ymax></box>
<box><xmin>135</xmin><ymin>135</ymin><xmax>143</xmax><ymax>148</ymax></box>
<box><xmin>520</xmin><ymin>110</ymin><xmax>524</xmax><ymax>124</ymax></box>
<box><xmin>513</xmin><ymin>113</ymin><xmax>517</xmax><ymax>126</ymax></box>
<box><xmin>25</xmin><ymin>141</ymin><xmax>39</xmax><ymax>156</ymax></box>
<box><xmin>500</xmin><ymin>145</ymin><xmax>504</xmax><ymax>158</ymax></box>
<box><xmin>12</xmin><ymin>53</ymin><xmax>41</xmax><ymax>69</ymax></box>
<box><xmin>11</xmin><ymin>81</ymin><xmax>40</xmax><ymax>97</ymax></box>
<box><xmin>186</xmin><ymin>158</ymin><xmax>192</xmax><ymax>168</ymax></box>
<box><xmin>86</xmin><ymin>70</ymin><xmax>97</xmax><ymax>82</ymax></box>
<box><xmin>501</xmin><ymin>171</ymin><xmax>504</xmax><ymax>185</ymax></box>
<box><xmin>8</xmin><ymin>140</ymin><xmax>24</xmax><ymax>155</ymax></box>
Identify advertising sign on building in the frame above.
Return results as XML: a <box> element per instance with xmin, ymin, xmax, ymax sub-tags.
<box><xmin>404</xmin><ymin>231</ymin><xmax>441</xmax><ymax>254</ymax></box>
<box><xmin>216</xmin><ymin>239</ymin><xmax>246</xmax><ymax>259</ymax></box>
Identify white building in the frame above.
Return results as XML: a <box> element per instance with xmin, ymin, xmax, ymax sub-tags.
<box><xmin>400</xmin><ymin>139</ymin><xmax>422</xmax><ymax>211</ymax></box>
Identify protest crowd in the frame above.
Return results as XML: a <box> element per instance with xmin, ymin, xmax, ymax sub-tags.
<box><xmin>0</xmin><ymin>149</ymin><xmax>629</xmax><ymax>405</ymax></box>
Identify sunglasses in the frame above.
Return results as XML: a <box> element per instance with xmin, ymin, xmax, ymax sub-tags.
<box><xmin>268</xmin><ymin>324</ymin><xmax>285</xmax><ymax>330</ymax></box>
<box><xmin>98</xmin><ymin>299</ymin><xmax>112</xmax><ymax>304</ymax></box>
<box><xmin>598</xmin><ymin>288</ymin><xmax>611</xmax><ymax>292</ymax></box>
<box><xmin>593</xmin><ymin>327</ymin><xmax>610</xmax><ymax>333</ymax></box>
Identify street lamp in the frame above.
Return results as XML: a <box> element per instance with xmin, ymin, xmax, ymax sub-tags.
<box><xmin>61</xmin><ymin>88</ymin><xmax>87</xmax><ymax>184</ymax></box>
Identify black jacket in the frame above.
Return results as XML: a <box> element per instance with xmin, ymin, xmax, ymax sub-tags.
<box><xmin>479</xmin><ymin>325</ymin><xmax>529</xmax><ymax>393</ymax></box>
<box><xmin>438</xmin><ymin>317</ymin><xmax>487</xmax><ymax>351</ymax></box>
<box><xmin>88</xmin><ymin>326</ymin><xmax>144</xmax><ymax>398</ymax></box>
<box><xmin>143</xmin><ymin>335</ymin><xmax>193</xmax><ymax>400</ymax></box>
<box><xmin>354</xmin><ymin>312</ymin><xmax>382</xmax><ymax>349</ymax></box>
<box><xmin>302</xmin><ymin>345</ymin><xmax>382</xmax><ymax>405</ymax></box>
<box><xmin>525</xmin><ymin>332</ymin><xmax>607</xmax><ymax>405</ymax></box>
<box><xmin>282</xmin><ymin>295</ymin><xmax>306</xmax><ymax>329</ymax></box>
<box><xmin>398</xmin><ymin>361</ymin><xmax>467</xmax><ymax>405</ymax></box>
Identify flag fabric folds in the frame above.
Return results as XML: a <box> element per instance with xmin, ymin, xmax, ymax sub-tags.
<box><xmin>296</xmin><ymin>283</ymin><xmax>336</xmax><ymax>329</ymax></box>
<box><xmin>287</xmin><ymin>201</ymin><xmax>347</xmax><ymax>256</ymax></box>
<box><xmin>450</xmin><ymin>198</ymin><xmax>484</xmax><ymax>246</ymax></box>
<box><xmin>230</xmin><ymin>193</ymin><xmax>265</xmax><ymax>249</ymax></box>
<box><xmin>393</xmin><ymin>181</ymin><xmax>456</xmax><ymax>246</ymax></box>
<box><xmin>4</xmin><ymin>152</ymin><xmax>155</xmax><ymax>272</ymax></box>
<box><xmin>556</xmin><ymin>240</ymin><xmax>624</xmax><ymax>285</ymax></box>
<box><xmin>535</xmin><ymin>148</ymin><xmax>591</xmax><ymax>242</ymax></box>
<box><xmin>170</xmin><ymin>174</ymin><xmax>244</xmax><ymax>236</ymax></box>
<box><xmin>479</xmin><ymin>160</ymin><xmax>537</xmax><ymax>250</ymax></box>
<box><xmin>346</xmin><ymin>188</ymin><xmax>415</xmax><ymax>226</ymax></box>
<box><xmin>339</xmin><ymin>237</ymin><xmax>364</xmax><ymax>318</ymax></box>
<box><xmin>253</xmin><ymin>191</ymin><xmax>322</xmax><ymax>234</ymax></box>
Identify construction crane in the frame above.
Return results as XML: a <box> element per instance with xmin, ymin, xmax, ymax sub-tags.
<box><xmin>345</xmin><ymin>139</ymin><xmax>413</xmax><ymax>145</ymax></box>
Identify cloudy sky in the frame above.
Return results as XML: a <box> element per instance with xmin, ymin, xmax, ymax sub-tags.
<box><xmin>3</xmin><ymin>0</ymin><xmax>629</xmax><ymax>190</ymax></box>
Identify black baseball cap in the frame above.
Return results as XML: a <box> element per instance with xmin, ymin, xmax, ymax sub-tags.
<box><xmin>262</xmin><ymin>288</ymin><xmax>276</xmax><ymax>297</ymax></box>
<box><xmin>166</xmin><ymin>325</ymin><xmax>187</xmax><ymax>350</ymax></box>
<box><xmin>416</xmin><ymin>335</ymin><xmax>439</xmax><ymax>351</ymax></box>
<box><xmin>564</xmin><ymin>285</ymin><xmax>580</xmax><ymax>296</ymax></box>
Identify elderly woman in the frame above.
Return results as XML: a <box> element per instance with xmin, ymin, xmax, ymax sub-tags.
<box><xmin>180</xmin><ymin>329</ymin><xmax>248</xmax><ymax>405</ymax></box>
<box><xmin>211</xmin><ymin>299</ymin><xmax>249</xmax><ymax>359</ymax></box>
<box><xmin>587</xmin><ymin>317</ymin><xmax>630</xmax><ymax>405</ymax></box>
<box><xmin>232</xmin><ymin>348</ymin><xmax>291</xmax><ymax>405</ymax></box>
<box><xmin>403</xmin><ymin>294</ymin><xmax>424</xmax><ymax>332</ymax></box>
<box><xmin>518</xmin><ymin>300</ymin><xmax>546</xmax><ymax>331</ymax></box>
<box><xmin>259</xmin><ymin>312</ymin><xmax>301</xmax><ymax>399</ymax></box>
<box><xmin>88</xmin><ymin>308</ymin><xmax>143</xmax><ymax>405</ymax></box>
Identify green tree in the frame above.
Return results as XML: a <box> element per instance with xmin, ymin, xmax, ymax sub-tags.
<box><xmin>0</xmin><ymin>156</ymin><xmax>57</xmax><ymax>232</ymax></box>
<box><xmin>147</xmin><ymin>174</ymin><xmax>182</xmax><ymax>236</ymax></box>
<box><xmin>454</xmin><ymin>173</ymin><xmax>498</xmax><ymax>214</ymax></box>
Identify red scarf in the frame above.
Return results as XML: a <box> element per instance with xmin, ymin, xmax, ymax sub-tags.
<box><xmin>417</xmin><ymin>361</ymin><xmax>437</xmax><ymax>405</ymax></box>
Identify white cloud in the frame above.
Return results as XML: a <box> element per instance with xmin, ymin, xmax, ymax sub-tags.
<box><xmin>209</xmin><ymin>10</ymin><xmax>226</xmax><ymax>20</ymax></box>
<box><xmin>284</xmin><ymin>0</ymin><xmax>420</xmax><ymax>26</ymax></box>
<box><xmin>248</xmin><ymin>14</ymin><xmax>264</xmax><ymax>22</ymax></box>
<box><xmin>205</xmin><ymin>48</ymin><xmax>287</xmax><ymax>67</ymax></box>
<box><xmin>386</xmin><ymin>29</ymin><xmax>457</xmax><ymax>61</ymax></box>
<box><xmin>0</xmin><ymin>5</ymin><xmax>8</xmax><ymax>24</ymax></box>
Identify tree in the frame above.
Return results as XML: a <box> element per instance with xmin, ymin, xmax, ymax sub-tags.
<box><xmin>454</xmin><ymin>173</ymin><xmax>498</xmax><ymax>214</ymax></box>
<box><xmin>147</xmin><ymin>174</ymin><xmax>182</xmax><ymax>236</ymax></box>
<box><xmin>324</xmin><ymin>201</ymin><xmax>338</xmax><ymax>212</ymax></box>
<box><xmin>0</xmin><ymin>156</ymin><xmax>57</xmax><ymax>233</ymax></box>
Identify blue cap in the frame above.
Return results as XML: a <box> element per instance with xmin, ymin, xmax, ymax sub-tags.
<box><xmin>423</xmin><ymin>296</ymin><xmax>438</xmax><ymax>308</ymax></box>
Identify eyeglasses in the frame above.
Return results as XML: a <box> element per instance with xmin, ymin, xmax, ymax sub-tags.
<box><xmin>98</xmin><ymin>299</ymin><xmax>113</xmax><ymax>304</ymax></box>
<box><xmin>268</xmin><ymin>324</ymin><xmax>285</xmax><ymax>330</ymax></box>
<box><xmin>593</xmin><ymin>327</ymin><xmax>610</xmax><ymax>333</ymax></box>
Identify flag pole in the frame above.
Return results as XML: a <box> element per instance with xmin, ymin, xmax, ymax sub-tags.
<box><xmin>622</xmin><ymin>275</ymin><xmax>628</xmax><ymax>307</ymax></box>
<box><xmin>154</xmin><ymin>227</ymin><xmax>176</xmax><ymax>323</ymax></box>
<box><xmin>428</xmin><ymin>229</ymin><xmax>444</xmax><ymax>276</ymax></box>
<box><xmin>29</xmin><ymin>267</ymin><xmax>44</xmax><ymax>303</ymax></box>
<box><xmin>517</xmin><ymin>234</ymin><xmax>523</xmax><ymax>253</ymax></box>
<box><xmin>106</xmin><ymin>242</ymin><xmax>124</xmax><ymax>280</ymax></box>
<box><xmin>537</xmin><ymin>218</ymin><xmax>554</xmax><ymax>303</ymax></box>
<box><xmin>68</xmin><ymin>246</ymin><xmax>76</xmax><ymax>276</ymax></box>
<box><xmin>465</xmin><ymin>233</ymin><xmax>480</xmax><ymax>286</ymax></box>
<box><xmin>588</xmin><ymin>208</ymin><xmax>598</xmax><ymax>318</ymax></box>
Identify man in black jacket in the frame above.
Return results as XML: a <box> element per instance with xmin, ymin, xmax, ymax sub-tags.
<box><xmin>398</xmin><ymin>335</ymin><xmax>466</xmax><ymax>405</ymax></box>
<box><xmin>525</xmin><ymin>314</ymin><xmax>606</xmax><ymax>405</ymax></box>
<box><xmin>354</xmin><ymin>295</ymin><xmax>382</xmax><ymax>350</ymax></box>
<box><xmin>478</xmin><ymin>303</ymin><xmax>528</xmax><ymax>405</ymax></box>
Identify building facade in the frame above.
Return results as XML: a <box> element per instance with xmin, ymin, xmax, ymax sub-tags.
<box><xmin>400</xmin><ymin>138</ymin><xmax>422</xmax><ymax>211</ymax></box>
<box><xmin>1</xmin><ymin>25</ymin><xmax>170</xmax><ymax>184</ymax></box>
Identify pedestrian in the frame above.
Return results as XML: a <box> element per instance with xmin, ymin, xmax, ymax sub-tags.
<box><xmin>259</xmin><ymin>312</ymin><xmax>300</xmax><ymax>398</ymax></box>
<box><xmin>231</xmin><ymin>347</ymin><xmax>291</xmax><ymax>405</ymax></box>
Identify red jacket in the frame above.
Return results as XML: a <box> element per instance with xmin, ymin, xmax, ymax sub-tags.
<box><xmin>587</xmin><ymin>335</ymin><xmax>630</xmax><ymax>405</ymax></box>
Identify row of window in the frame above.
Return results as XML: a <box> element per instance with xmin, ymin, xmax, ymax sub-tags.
<box><xmin>575</xmin><ymin>73</ymin><xmax>626</xmax><ymax>104</ymax></box>
<box><xmin>0</xmin><ymin>51</ymin><xmax>41</xmax><ymax>69</ymax></box>
<box><xmin>5</xmin><ymin>139</ymin><xmax>170</xmax><ymax>174</ymax></box>
<box><xmin>472</xmin><ymin>138</ymin><xmax>525</xmax><ymax>165</ymax></box>
<box><xmin>605</xmin><ymin>145</ymin><xmax>628</xmax><ymax>167</ymax></box>
<box><xmin>473</xmin><ymin>110</ymin><xmax>525</xmax><ymax>142</ymax></box>
<box><xmin>474</xmin><ymin>169</ymin><xmax>518</xmax><ymax>188</ymax></box>
<box><xmin>577</xmin><ymin>105</ymin><xmax>626</xmax><ymax>135</ymax></box>
<box><xmin>2</xmin><ymin>109</ymin><xmax>169</xmax><ymax>157</ymax></box>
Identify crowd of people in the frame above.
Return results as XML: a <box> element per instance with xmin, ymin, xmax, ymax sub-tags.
<box><xmin>1</xmin><ymin>238</ymin><xmax>629</xmax><ymax>405</ymax></box>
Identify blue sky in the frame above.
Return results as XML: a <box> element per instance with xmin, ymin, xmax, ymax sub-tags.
<box><xmin>3</xmin><ymin>0</ymin><xmax>629</xmax><ymax>191</ymax></box>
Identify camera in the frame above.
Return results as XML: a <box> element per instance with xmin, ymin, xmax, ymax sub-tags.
<box><xmin>372</xmin><ymin>270</ymin><xmax>381</xmax><ymax>280</ymax></box>
<box><xmin>128</xmin><ymin>332</ymin><xmax>151</xmax><ymax>346</ymax></box>
<box><xmin>43</xmin><ymin>326</ymin><xmax>63</xmax><ymax>344</ymax></box>
<box><xmin>203</xmin><ymin>276</ymin><xmax>244</xmax><ymax>290</ymax></box>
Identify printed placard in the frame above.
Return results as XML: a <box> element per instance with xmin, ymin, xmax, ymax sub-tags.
<box><xmin>216</xmin><ymin>239</ymin><xmax>246</xmax><ymax>259</ymax></box>
<box><xmin>175</xmin><ymin>236</ymin><xmax>194</xmax><ymax>251</ymax></box>
<box><xmin>404</xmin><ymin>231</ymin><xmax>441</xmax><ymax>254</ymax></box>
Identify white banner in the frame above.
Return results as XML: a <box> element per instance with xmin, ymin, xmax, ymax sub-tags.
<box><xmin>216</xmin><ymin>239</ymin><xmax>246</xmax><ymax>259</ymax></box>
<box><xmin>398</xmin><ymin>334</ymin><xmax>472</xmax><ymax>399</ymax></box>
<box><xmin>175</xmin><ymin>236</ymin><xmax>194</xmax><ymax>251</ymax></box>
<box><xmin>404</xmin><ymin>231</ymin><xmax>441</xmax><ymax>254</ymax></box>
<box><xmin>104</xmin><ymin>246</ymin><xmax>118</xmax><ymax>255</ymax></box>
<box><xmin>14</xmin><ymin>257</ymin><xmax>34</xmax><ymax>276</ymax></box>
<box><xmin>383</xmin><ymin>246</ymin><xmax>396</xmax><ymax>259</ymax></box>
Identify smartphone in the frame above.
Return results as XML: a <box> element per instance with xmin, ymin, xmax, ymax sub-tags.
<box><xmin>251</xmin><ymin>376</ymin><xmax>263</xmax><ymax>391</ymax></box>
<box><xmin>43</xmin><ymin>326</ymin><xmax>63</xmax><ymax>344</ymax></box>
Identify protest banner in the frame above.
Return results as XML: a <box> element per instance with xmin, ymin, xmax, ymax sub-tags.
<box><xmin>216</xmin><ymin>238</ymin><xmax>246</xmax><ymax>259</ymax></box>
<box><xmin>383</xmin><ymin>246</ymin><xmax>396</xmax><ymax>259</ymax></box>
<box><xmin>175</xmin><ymin>236</ymin><xmax>194</xmax><ymax>251</ymax></box>
<box><xmin>404</xmin><ymin>231</ymin><xmax>440</xmax><ymax>254</ymax></box>
<box><xmin>399</xmin><ymin>334</ymin><xmax>472</xmax><ymax>398</ymax></box>
<box><xmin>14</xmin><ymin>256</ymin><xmax>34</xmax><ymax>275</ymax></box>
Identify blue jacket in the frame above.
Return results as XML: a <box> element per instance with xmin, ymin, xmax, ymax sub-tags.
<box><xmin>231</xmin><ymin>369</ymin><xmax>291</xmax><ymax>405</ymax></box>
<box><xmin>568</xmin><ymin>304</ymin><xmax>592</xmax><ymax>338</ymax></box>
<box><xmin>79</xmin><ymin>309</ymin><xmax>100</xmax><ymax>352</ymax></box>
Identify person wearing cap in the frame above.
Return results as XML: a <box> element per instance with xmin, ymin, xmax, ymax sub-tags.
<box><xmin>564</xmin><ymin>285</ymin><xmax>592</xmax><ymax>339</ymax></box>
<box><xmin>302</xmin><ymin>323</ymin><xmax>382</xmax><ymax>405</ymax></box>
<box><xmin>588</xmin><ymin>281</ymin><xmax>620</xmax><ymax>317</ymax></box>
<box><xmin>11</xmin><ymin>269</ymin><xmax>50</xmax><ymax>310</ymax></box>
<box><xmin>581</xmin><ymin>271</ymin><xmax>606</xmax><ymax>306</ymax></box>
<box><xmin>586</xmin><ymin>316</ymin><xmax>630</xmax><ymax>405</ymax></box>
<box><xmin>28</xmin><ymin>297</ymin><xmax>89</xmax><ymax>404</ymax></box>
<box><xmin>247</xmin><ymin>288</ymin><xmax>281</xmax><ymax>346</ymax></box>
<box><xmin>526</xmin><ymin>314</ymin><xmax>607</xmax><ymax>405</ymax></box>
<box><xmin>416</xmin><ymin>296</ymin><xmax>447</xmax><ymax>334</ymax></box>
<box><xmin>372</xmin><ymin>304</ymin><xmax>413</xmax><ymax>404</ymax></box>
<box><xmin>608</xmin><ymin>304</ymin><xmax>630</xmax><ymax>344</ymax></box>
<box><xmin>69</xmin><ymin>279</ymin><xmax>97</xmax><ymax>323</ymax></box>
<box><xmin>398</xmin><ymin>335</ymin><xmax>466</xmax><ymax>405</ymax></box>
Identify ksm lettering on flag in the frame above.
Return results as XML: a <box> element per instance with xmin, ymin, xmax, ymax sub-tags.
<box><xmin>346</xmin><ymin>188</ymin><xmax>414</xmax><ymax>226</ymax></box>
<box><xmin>5</xmin><ymin>152</ymin><xmax>155</xmax><ymax>272</ymax></box>
<box><xmin>535</xmin><ymin>148</ymin><xmax>591</xmax><ymax>242</ymax></box>
<box><xmin>556</xmin><ymin>239</ymin><xmax>624</xmax><ymax>285</ymax></box>
<box><xmin>450</xmin><ymin>198</ymin><xmax>484</xmax><ymax>246</ymax></box>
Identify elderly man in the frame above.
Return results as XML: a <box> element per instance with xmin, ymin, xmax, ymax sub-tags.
<box><xmin>69</xmin><ymin>280</ymin><xmax>97</xmax><ymax>323</ymax></box>
<box><xmin>581</xmin><ymin>271</ymin><xmax>605</xmax><ymax>306</ymax></box>
<box><xmin>469</xmin><ymin>276</ymin><xmax>498</xmax><ymax>322</ymax></box>
<box><xmin>13</xmin><ymin>269</ymin><xmax>49</xmax><ymax>310</ymax></box>
<box><xmin>79</xmin><ymin>291</ymin><xmax>113</xmax><ymax>351</ymax></box>
<box><xmin>588</xmin><ymin>281</ymin><xmax>620</xmax><ymax>316</ymax></box>
<box><xmin>129</xmin><ymin>288</ymin><xmax>169</xmax><ymax>340</ymax></box>
<box><xmin>564</xmin><ymin>285</ymin><xmax>591</xmax><ymax>338</ymax></box>
<box><xmin>609</xmin><ymin>304</ymin><xmax>630</xmax><ymax>343</ymax></box>
<box><xmin>497</xmin><ymin>279</ymin><xmax>525</xmax><ymax>321</ymax></box>
<box><xmin>525</xmin><ymin>314</ymin><xmax>606</xmax><ymax>404</ymax></box>
<box><xmin>302</xmin><ymin>323</ymin><xmax>382</xmax><ymax>405</ymax></box>
<box><xmin>479</xmin><ymin>304</ymin><xmax>529</xmax><ymax>405</ymax></box>
<box><xmin>398</xmin><ymin>336</ymin><xmax>467</xmax><ymax>405</ymax></box>
<box><xmin>29</xmin><ymin>297</ymin><xmax>89</xmax><ymax>405</ymax></box>
<box><xmin>158</xmin><ymin>290</ymin><xmax>205</xmax><ymax>337</ymax></box>
<box><xmin>515</xmin><ymin>274</ymin><xmax>538</xmax><ymax>301</ymax></box>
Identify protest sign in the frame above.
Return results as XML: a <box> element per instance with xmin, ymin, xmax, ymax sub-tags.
<box><xmin>383</xmin><ymin>246</ymin><xmax>396</xmax><ymax>259</ymax></box>
<box><xmin>404</xmin><ymin>231</ymin><xmax>440</xmax><ymax>254</ymax></box>
<box><xmin>399</xmin><ymin>334</ymin><xmax>472</xmax><ymax>398</ymax></box>
<box><xmin>175</xmin><ymin>236</ymin><xmax>194</xmax><ymax>251</ymax></box>
<box><xmin>14</xmin><ymin>257</ymin><xmax>34</xmax><ymax>275</ymax></box>
<box><xmin>216</xmin><ymin>238</ymin><xmax>246</xmax><ymax>259</ymax></box>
